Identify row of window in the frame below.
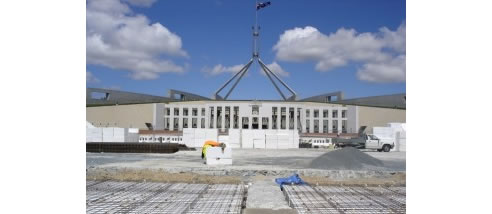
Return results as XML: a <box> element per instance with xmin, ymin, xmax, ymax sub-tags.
<box><xmin>167</xmin><ymin>107</ymin><xmax>213</xmax><ymax>117</ymax></box>
<box><xmin>139</xmin><ymin>137</ymin><xmax>182</xmax><ymax>141</ymax></box>
<box><xmin>165</xmin><ymin>106</ymin><xmax>347</xmax><ymax>118</ymax></box>
<box><xmin>306</xmin><ymin>109</ymin><xmax>346</xmax><ymax>118</ymax></box>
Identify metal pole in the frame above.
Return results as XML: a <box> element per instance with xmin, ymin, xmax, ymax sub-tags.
<box><xmin>258</xmin><ymin>59</ymin><xmax>297</xmax><ymax>96</ymax></box>
<box><xmin>259</xmin><ymin>61</ymin><xmax>287</xmax><ymax>100</ymax></box>
<box><xmin>224</xmin><ymin>59</ymin><xmax>254</xmax><ymax>99</ymax></box>
<box><xmin>214</xmin><ymin>59</ymin><xmax>253</xmax><ymax>98</ymax></box>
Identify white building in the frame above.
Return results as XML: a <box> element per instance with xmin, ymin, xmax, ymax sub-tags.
<box><xmin>86</xmin><ymin>89</ymin><xmax>406</xmax><ymax>148</ymax></box>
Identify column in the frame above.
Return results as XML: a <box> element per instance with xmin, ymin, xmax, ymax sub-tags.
<box><xmin>178</xmin><ymin>107</ymin><xmax>183</xmax><ymax>131</ymax></box>
<box><xmin>284</xmin><ymin>107</ymin><xmax>288</xmax><ymax>130</ymax></box>
<box><xmin>293</xmin><ymin>107</ymin><xmax>298</xmax><ymax>131</ymax></box>
<box><xmin>301</xmin><ymin>108</ymin><xmax>306</xmax><ymax>133</ymax></box>
<box><xmin>249</xmin><ymin>116</ymin><xmax>252</xmax><ymax>129</ymax></box>
<box><xmin>188</xmin><ymin>106</ymin><xmax>192</xmax><ymax>129</ymax></box>
<box><xmin>276</xmin><ymin>106</ymin><xmax>280</xmax><ymax>130</ymax></box>
<box><xmin>328</xmin><ymin>119</ymin><xmax>333</xmax><ymax>133</ymax></box>
<box><xmin>169</xmin><ymin>107</ymin><xmax>174</xmax><ymax>131</ymax></box>
<box><xmin>221</xmin><ymin>105</ymin><xmax>225</xmax><ymax>131</ymax></box>
<box><xmin>309</xmin><ymin>108</ymin><xmax>314</xmax><ymax>133</ymax></box>
<box><xmin>205</xmin><ymin>106</ymin><xmax>209</xmax><ymax>129</ymax></box>
<box><xmin>213</xmin><ymin>106</ymin><xmax>217</xmax><ymax>129</ymax></box>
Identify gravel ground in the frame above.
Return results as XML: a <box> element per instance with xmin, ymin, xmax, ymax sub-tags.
<box><xmin>87</xmin><ymin>148</ymin><xmax>406</xmax><ymax>171</ymax></box>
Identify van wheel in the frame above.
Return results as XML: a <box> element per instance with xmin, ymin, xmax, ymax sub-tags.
<box><xmin>377</xmin><ymin>149</ymin><xmax>382</xmax><ymax>152</ymax></box>
<box><xmin>383</xmin><ymin>145</ymin><xmax>391</xmax><ymax>152</ymax></box>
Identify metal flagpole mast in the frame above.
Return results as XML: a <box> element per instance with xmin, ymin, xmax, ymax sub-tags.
<box><xmin>213</xmin><ymin>1</ymin><xmax>297</xmax><ymax>101</ymax></box>
<box><xmin>253</xmin><ymin>0</ymin><xmax>259</xmax><ymax>59</ymax></box>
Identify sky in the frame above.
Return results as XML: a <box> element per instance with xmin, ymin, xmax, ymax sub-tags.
<box><xmin>86</xmin><ymin>0</ymin><xmax>406</xmax><ymax>100</ymax></box>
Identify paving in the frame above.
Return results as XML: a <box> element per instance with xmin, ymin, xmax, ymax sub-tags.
<box><xmin>246</xmin><ymin>176</ymin><xmax>292</xmax><ymax>210</ymax></box>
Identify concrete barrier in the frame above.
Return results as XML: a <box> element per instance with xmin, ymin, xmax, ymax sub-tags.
<box><xmin>206</xmin><ymin>147</ymin><xmax>232</xmax><ymax>165</ymax></box>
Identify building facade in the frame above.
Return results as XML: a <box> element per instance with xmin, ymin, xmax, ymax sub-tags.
<box><xmin>162</xmin><ymin>101</ymin><xmax>354</xmax><ymax>134</ymax></box>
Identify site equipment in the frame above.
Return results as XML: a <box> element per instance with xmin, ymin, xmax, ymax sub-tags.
<box><xmin>333</xmin><ymin>126</ymin><xmax>394</xmax><ymax>152</ymax></box>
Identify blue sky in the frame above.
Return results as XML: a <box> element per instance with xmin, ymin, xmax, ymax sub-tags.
<box><xmin>86</xmin><ymin>0</ymin><xmax>406</xmax><ymax>100</ymax></box>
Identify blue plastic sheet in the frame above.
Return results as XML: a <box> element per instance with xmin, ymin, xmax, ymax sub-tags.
<box><xmin>275</xmin><ymin>173</ymin><xmax>307</xmax><ymax>189</ymax></box>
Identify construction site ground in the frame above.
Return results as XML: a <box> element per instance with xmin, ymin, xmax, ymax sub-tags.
<box><xmin>87</xmin><ymin>148</ymin><xmax>405</xmax><ymax>175</ymax></box>
<box><xmin>87</xmin><ymin>148</ymin><xmax>406</xmax><ymax>213</ymax></box>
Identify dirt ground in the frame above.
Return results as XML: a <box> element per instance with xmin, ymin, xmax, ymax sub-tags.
<box><xmin>86</xmin><ymin>168</ymin><xmax>405</xmax><ymax>186</ymax></box>
<box><xmin>87</xmin><ymin>168</ymin><xmax>242</xmax><ymax>184</ymax></box>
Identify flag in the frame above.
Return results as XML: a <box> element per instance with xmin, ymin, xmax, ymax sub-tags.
<box><xmin>256</xmin><ymin>1</ymin><xmax>271</xmax><ymax>10</ymax></box>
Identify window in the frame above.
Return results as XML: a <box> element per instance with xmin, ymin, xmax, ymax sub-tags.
<box><xmin>242</xmin><ymin>117</ymin><xmax>249</xmax><ymax>129</ymax></box>
<box><xmin>233</xmin><ymin>106</ymin><xmax>239</xmax><ymax>129</ymax></box>
<box><xmin>165</xmin><ymin>108</ymin><xmax>170</xmax><ymax>116</ymax></box>
<box><xmin>306</xmin><ymin>109</ymin><xmax>310</xmax><ymax>118</ymax></box>
<box><xmin>201</xmin><ymin>108</ymin><xmax>205</xmax><ymax>116</ymax></box>
<box><xmin>306</xmin><ymin>119</ymin><xmax>310</xmax><ymax>132</ymax></box>
<box><xmin>252</xmin><ymin>106</ymin><xmax>259</xmax><ymax>115</ymax></box>
<box><xmin>225</xmin><ymin>106</ymin><xmax>231</xmax><ymax>129</ymax></box>
<box><xmin>281</xmin><ymin>107</ymin><xmax>286</xmax><ymax>129</ymax></box>
<box><xmin>201</xmin><ymin>118</ymin><xmax>205</xmax><ymax>128</ymax></box>
<box><xmin>314</xmin><ymin>119</ymin><xmax>319</xmax><ymax>133</ymax></box>
<box><xmin>174</xmin><ymin>108</ymin><xmax>180</xmax><ymax>116</ymax></box>
<box><xmin>323</xmin><ymin>120</ymin><xmax>328</xmax><ymax>133</ymax></box>
<box><xmin>183</xmin><ymin>118</ymin><xmax>188</xmax><ymax>128</ymax></box>
<box><xmin>314</xmin><ymin>110</ymin><xmax>319</xmax><ymax>118</ymax></box>
<box><xmin>332</xmin><ymin>110</ymin><xmax>338</xmax><ymax>118</ymax></box>
<box><xmin>342</xmin><ymin>110</ymin><xmax>347</xmax><ymax>118</ymax></box>
<box><xmin>173</xmin><ymin>118</ymin><xmax>179</xmax><ymax>129</ymax></box>
<box><xmin>183</xmin><ymin>108</ymin><xmax>189</xmax><ymax>116</ymax></box>
<box><xmin>252</xmin><ymin>117</ymin><xmax>259</xmax><ymax>129</ymax></box>
<box><xmin>192</xmin><ymin>108</ymin><xmax>198</xmax><ymax>116</ymax></box>
<box><xmin>262</xmin><ymin>117</ymin><xmax>269</xmax><ymax>129</ymax></box>
<box><xmin>323</xmin><ymin>110</ymin><xmax>328</xmax><ymax>118</ymax></box>
<box><xmin>272</xmin><ymin>107</ymin><xmax>278</xmax><ymax>129</ymax></box>
<box><xmin>209</xmin><ymin>107</ymin><xmax>214</xmax><ymax>128</ymax></box>
<box><xmin>192</xmin><ymin>118</ymin><xmax>197</xmax><ymax>128</ymax></box>
<box><xmin>216</xmin><ymin>107</ymin><xmax>222</xmax><ymax>128</ymax></box>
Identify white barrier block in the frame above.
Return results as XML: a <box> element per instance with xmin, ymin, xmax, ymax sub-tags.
<box><xmin>207</xmin><ymin>147</ymin><xmax>232</xmax><ymax>159</ymax></box>
<box><xmin>206</xmin><ymin>147</ymin><xmax>232</xmax><ymax>165</ymax></box>
<box><xmin>206</xmin><ymin>158</ymin><xmax>232</xmax><ymax>165</ymax></box>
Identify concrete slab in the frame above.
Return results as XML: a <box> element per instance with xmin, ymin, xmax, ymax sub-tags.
<box><xmin>246</xmin><ymin>176</ymin><xmax>293</xmax><ymax>210</ymax></box>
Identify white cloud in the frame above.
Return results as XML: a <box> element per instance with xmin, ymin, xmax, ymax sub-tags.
<box><xmin>273</xmin><ymin>22</ymin><xmax>406</xmax><ymax>83</ymax></box>
<box><xmin>201</xmin><ymin>64</ymin><xmax>245</xmax><ymax>75</ymax></box>
<box><xmin>124</xmin><ymin>0</ymin><xmax>157</xmax><ymax>7</ymax></box>
<box><xmin>86</xmin><ymin>0</ymin><xmax>188</xmax><ymax>80</ymax></box>
<box><xmin>260</xmin><ymin>61</ymin><xmax>289</xmax><ymax>77</ymax></box>
<box><xmin>86</xmin><ymin>71</ymin><xmax>100</xmax><ymax>83</ymax></box>
<box><xmin>357</xmin><ymin>55</ymin><xmax>406</xmax><ymax>83</ymax></box>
